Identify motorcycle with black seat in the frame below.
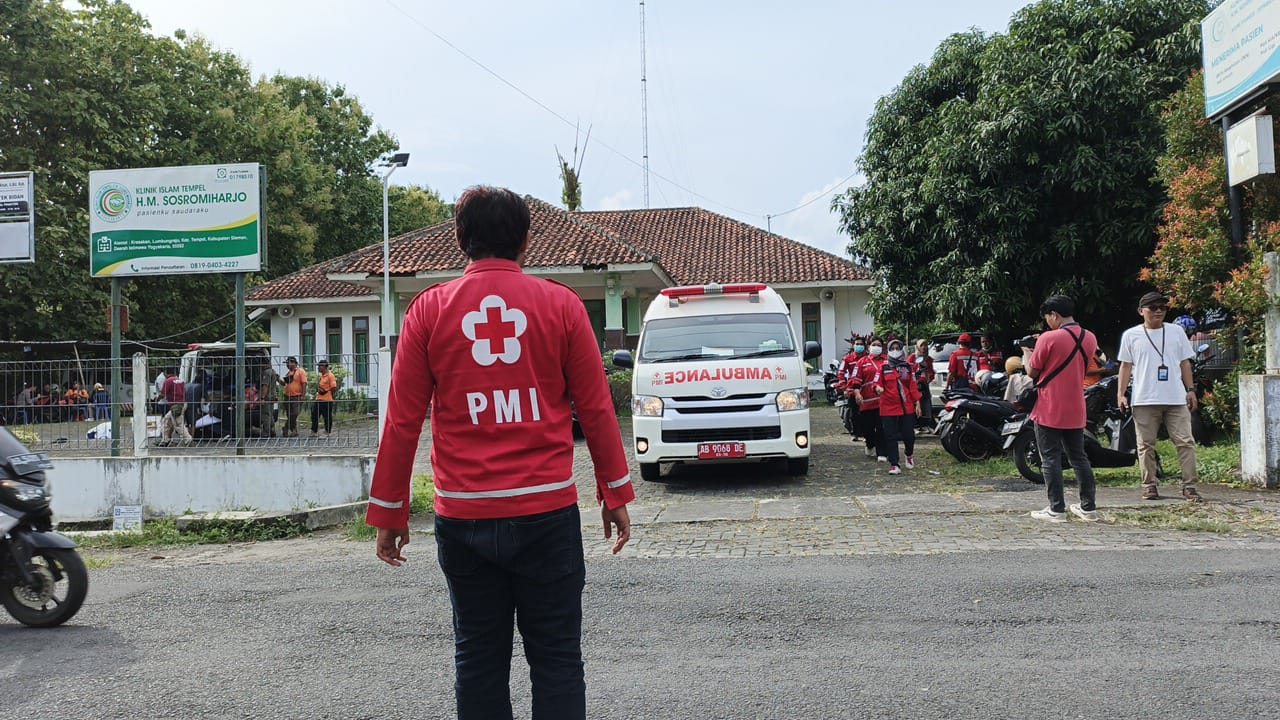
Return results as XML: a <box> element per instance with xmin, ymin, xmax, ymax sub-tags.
<box><xmin>0</xmin><ymin>428</ymin><xmax>88</xmax><ymax>627</ymax></box>
<box><xmin>936</xmin><ymin>384</ymin><xmax>1022</xmax><ymax>462</ymax></box>
<box><xmin>1000</xmin><ymin>375</ymin><xmax>1164</xmax><ymax>484</ymax></box>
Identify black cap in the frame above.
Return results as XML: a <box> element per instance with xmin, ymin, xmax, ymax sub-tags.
<box><xmin>1039</xmin><ymin>295</ymin><xmax>1075</xmax><ymax>317</ymax></box>
<box><xmin>1138</xmin><ymin>291</ymin><xmax>1169</xmax><ymax>308</ymax></box>
<box><xmin>318</xmin><ymin>359</ymin><xmax>329</xmax><ymax>366</ymax></box>
<box><xmin>286</xmin><ymin>356</ymin><xmax>297</xmax><ymax>363</ymax></box>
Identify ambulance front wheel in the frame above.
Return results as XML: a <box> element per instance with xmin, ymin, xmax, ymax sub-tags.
<box><xmin>639</xmin><ymin>462</ymin><xmax>661</xmax><ymax>482</ymax></box>
<box><xmin>786</xmin><ymin>458</ymin><xmax>809</xmax><ymax>476</ymax></box>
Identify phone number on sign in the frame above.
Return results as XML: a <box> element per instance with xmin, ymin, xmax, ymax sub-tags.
<box><xmin>190</xmin><ymin>260</ymin><xmax>240</xmax><ymax>270</ymax></box>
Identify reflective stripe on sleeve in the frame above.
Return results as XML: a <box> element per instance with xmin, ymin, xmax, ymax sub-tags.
<box><xmin>368</xmin><ymin>496</ymin><xmax>404</xmax><ymax>509</ymax></box>
<box><xmin>434</xmin><ymin>478</ymin><xmax>576</xmax><ymax>500</ymax></box>
<box><xmin>606</xmin><ymin>474</ymin><xmax>631</xmax><ymax>489</ymax></box>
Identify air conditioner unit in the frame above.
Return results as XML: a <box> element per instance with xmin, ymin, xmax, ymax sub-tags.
<box><xmin>277</xmin><ymin>305</ymin><xmax>295</xmax><ymax>319</ymax></box>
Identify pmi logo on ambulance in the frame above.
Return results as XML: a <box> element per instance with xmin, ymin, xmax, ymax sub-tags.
<box><xmin>653</xmin><ymin>366</ymin><xmax>786</xmax><ymax>386</ymax></box>
<box><xmin>93</xmin><ymin>182</ymin><xmax>131</xmax><ymax>223</ymax></box>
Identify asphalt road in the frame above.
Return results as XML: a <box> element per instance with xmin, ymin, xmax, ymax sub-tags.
<box><xmin>5</xmin><ymin>536</ymin><xmax>1278</xmax><ymax>720</ymax></box>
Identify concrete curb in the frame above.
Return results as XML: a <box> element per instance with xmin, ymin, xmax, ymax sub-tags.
<box><xmin>176</xmin><ymin>501</ymin><xmax>369</xmax><ymax>533</ymax></box>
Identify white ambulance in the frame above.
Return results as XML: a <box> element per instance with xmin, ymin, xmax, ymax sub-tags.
<box><xmin>612</xmin><ymin>283</ymin><xmax>821</xmax><ymax>481</ymax></box>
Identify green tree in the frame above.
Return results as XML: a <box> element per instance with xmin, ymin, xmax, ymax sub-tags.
<box><xmin>388</xmin><ymin>184</ymin><xmax>453</xmax><ymax>236</ymax></box>
<box><xmin>0</xmin><ymin>0</ymin><xmax>406</xmax><ymax>345</ymax></box>
<box><xmin>833</xmin><ymin>0</ymin><xmax>1210</xmax><ymax>342</ymax></box>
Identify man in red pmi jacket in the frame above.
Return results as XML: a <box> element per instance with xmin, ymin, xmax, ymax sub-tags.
<box><xmin>366</xmin><ymin>186</ymin><xmax>634</xmax><ymax>720</ymax></box>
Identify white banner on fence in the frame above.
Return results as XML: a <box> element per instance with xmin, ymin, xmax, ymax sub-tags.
<box><xmin>0</xmin><ymin>171</ymin><xmax>35</xmax><ymax>264</ymax></box>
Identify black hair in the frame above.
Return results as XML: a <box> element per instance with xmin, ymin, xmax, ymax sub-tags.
<box><xmin>455</xmin><ymin>186</ymin><xmax>531</xmax><ymax>261</ymax></box>
<box><xmin>1040</xmin><ymin>295</ymin><xmax>1075</xmax><ymax>317</ymax></box>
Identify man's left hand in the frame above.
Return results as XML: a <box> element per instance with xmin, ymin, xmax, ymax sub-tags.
<box><xmin>1187</xmin><ymin>390</ymin><xmax>1198</xmax><ymax>412</ymax></box>
<box><xmin>375</xmin><ymin>527</ymin><xmax>410</xmax><ymax>566</ymax></box>
<box><xmin>601</xmin><ymin>504</ymin><xmax>631</xmax><ymax>555</ymax></box>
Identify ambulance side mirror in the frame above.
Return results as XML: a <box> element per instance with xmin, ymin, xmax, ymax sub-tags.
<box><xmin>611</xmin><ymin>350</ymin><xmax>634</xmax><ymax>369</ymax></box>
<box><xmin>803</xmin><ymin>341</ymin><xmax>822</xmax><ymax>361</ymax></box>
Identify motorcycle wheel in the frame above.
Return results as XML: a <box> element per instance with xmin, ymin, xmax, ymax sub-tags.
<box><xmin>0</xmin><ymin>547</ymin><xmax>88</xmax><ymax>628</ymax></box>
<box><xmin>950</xmin><ymin>426</ymin><xmax>991</xmax><ymax>462</ymax></box>
<box><xmin>1011</xmin><ymin>432</ymin><xmax>1045</xmax><ymax>484</ymax></box>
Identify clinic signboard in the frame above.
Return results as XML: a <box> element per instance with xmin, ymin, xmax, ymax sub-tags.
<box><xmin>0</xmin><ymin>171</ymin><xmax>35</xmax><ymax>264</ymax></box>
<box><xmin>1203</xmin><ymin>0</ymin><xmax>1280</xmax><ymax>118</ymax></box>
<box><xmin>89</xmin><ymin>163</ymin><xmax>262</xmax><ymax>277</ymax></box>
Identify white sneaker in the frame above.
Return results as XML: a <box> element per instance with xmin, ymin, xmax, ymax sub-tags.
<box><xmin>1030</xmin><ymin>507</ymin><xmax>1068</xmax><ymax>523</ymax></box>
<box><xmin>876</xmin><ymin>456</ymin><xmax>887</xmax><ymax>463</ymax></box>
<box><xmin>1069</xmin><ymin>503</ymin><xmax>1100</xmax><ymax>522</ymax></box>
<box><xmin>888</xmin><ymin>465</ymin><xmax>901</xmax><ymax>475</ymax></box>
<box><xmin>905</xmin><ymin>456</ymin><xmax>915</xmax><ymax>469</ymax></box>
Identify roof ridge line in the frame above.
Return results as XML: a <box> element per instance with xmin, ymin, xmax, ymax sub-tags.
<box><xmin>690</xmin><ymin>206</ymin><xmax>861</xmax><ymax>268</ymax></box>
<box><xmin>526</xmin><ymin>196</ymin><xmax>656</xmax><ymax>264</ymax></box>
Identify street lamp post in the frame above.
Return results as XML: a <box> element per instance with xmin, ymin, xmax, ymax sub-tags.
<box><xmin>381</xmin><ymin>152</ymin><xmax>410</xmax><ymax>350</ymax></box>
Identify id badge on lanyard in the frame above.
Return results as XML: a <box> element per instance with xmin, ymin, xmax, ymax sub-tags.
<box><xmin>1157</xmin><ymin>365</ymin><xmax>1169</xmax><ymax>381</ymax></box>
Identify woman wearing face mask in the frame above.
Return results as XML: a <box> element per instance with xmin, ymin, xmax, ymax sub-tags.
<box><xmin>907</xmin><ymin>338</ymin><xmax>935</xmax><ymax>431</ymax></box>
<box><xmin>849</xmin><ymin>337</ymin><xmax>888</xmax><ymax>460</ymax></box>
<box><xmin>874</xmin><ymin>339</ymin><xmax>922</xmax><ymax>474</ymax></box>
<box><xmin>835</xmin><ymin>335</ymin><xmax>867</xmax><ymax>439</ymax></box>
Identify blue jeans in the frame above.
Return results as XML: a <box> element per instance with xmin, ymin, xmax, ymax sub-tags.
<box><xmin>1034</xmin><ymin>424</ymin><xmax>1096</xmax><ymax>513</ymax></box>
<box><xmin>435</xmin><ymin>504</ymin><xmax>587</xmax><ymax>720</ymax></box>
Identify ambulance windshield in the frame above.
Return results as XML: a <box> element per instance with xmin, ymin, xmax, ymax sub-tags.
<box><xmin>638</xmin><ymin>313</ymin><xmax>796</xmax><ymax>363</ymax></box>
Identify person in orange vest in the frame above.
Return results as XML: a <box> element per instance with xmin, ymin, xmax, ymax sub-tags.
<box><xmin>278</xmin><ymin>356</ymin><xmax>307</xmax><ymax>437</ymax></box>
<box><xmin>311</xmin><ymin>359</ymin><xmax>338</xmax><ymax>436</ymax></box>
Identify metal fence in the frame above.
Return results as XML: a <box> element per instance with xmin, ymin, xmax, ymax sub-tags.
<box><xmin>0</xmin><ymin>352</ymin><xmax>382</xmax><ymax>455</ymax></box>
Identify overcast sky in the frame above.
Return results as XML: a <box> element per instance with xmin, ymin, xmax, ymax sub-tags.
<box><xmin>121</xmin><ymin>1</ymin><xmax>1032</xmax><ymax>257</ymax></box>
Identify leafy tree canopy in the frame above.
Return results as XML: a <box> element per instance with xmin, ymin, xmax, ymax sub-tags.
<box><xmin>0</xmin><ymin>0</ymin><xmax>416</xmax><ymax>347</ymax></box>
<box><xmin>834</xmin><ymin>0</ymin><xmax>1210</xmax><ymax>343</ymax></box>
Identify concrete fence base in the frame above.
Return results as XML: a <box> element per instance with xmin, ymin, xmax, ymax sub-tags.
<box><xmin>46</xmin><ymin>455</ymin><xmax>375</xmax><ymax>522</ymax></box>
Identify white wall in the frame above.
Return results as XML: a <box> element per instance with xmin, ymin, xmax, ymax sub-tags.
<box><xmin>777</xmin><ymin>286</ymin><xmax>873</xmax><ymax>370</ymax></box>
<box><xmin>265</xmin><ymin>299</ymin><xmax>382</xmax><ymax>393</ymax></box>
<box><xmin>47</xmin><ymin>455</ymin><xmax>375</xmax><ymax>521</ymax></box>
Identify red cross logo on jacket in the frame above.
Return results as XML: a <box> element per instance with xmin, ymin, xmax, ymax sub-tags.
<box><xmin>462</xmin><ymin>295</ymin><xmax>527</xmax><ymax>366</ymax></box>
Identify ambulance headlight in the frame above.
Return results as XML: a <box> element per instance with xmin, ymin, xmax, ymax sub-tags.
<box><xmin>775</xmin><ymin>389</ymin><xmax>810</xmax><ymax>412</ymax></box>
<box><xmin>632</xmin><ymin>395</ymin><xmax>664</xmax><ymax>417</ymax></box>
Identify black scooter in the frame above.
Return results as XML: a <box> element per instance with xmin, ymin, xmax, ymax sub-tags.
<box><xmin>1001</xmin><ymin>378</ymin><xmax>1163</xmax><ymax>485</ymax></box>
<box><xmin>936</xmin><ymin>380</ymin><xmax>1021</xmax><ymax>462</ymax></box>
<box><xmin>0</xmin><ymin>428</ymin><xmax>88</xmax><ymax>627</ymax></box>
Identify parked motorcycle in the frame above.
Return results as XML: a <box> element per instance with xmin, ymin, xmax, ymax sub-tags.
<box><xmin>1001</xmin><ymin>378</ymin><xmax>1164</xmax><ymax>485</ymax></box>
<box><xmin>936</xmin><ymin>386</ymin><xmax>1022</xmax><ymax>462</ymax></box>
<box><xmin>0</xmin><ymin>428</ymin><xmax>88</xmax><ymax>627</ymax></box>
<box><xmin>823</xmin><ymin>361</ymin><xmax>840</xmax><ymax>404</ymax></box>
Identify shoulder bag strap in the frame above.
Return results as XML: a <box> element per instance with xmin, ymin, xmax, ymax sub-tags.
<box><xmin>1034</xmin><ymin>328</ymin><xmax>1085</xmax><ymax>390</ymax></box>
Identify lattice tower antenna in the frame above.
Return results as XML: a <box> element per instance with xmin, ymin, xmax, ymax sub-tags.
<box><xmin>640</xmin><ymin>0</ymin><xmax>650</xmax><ymax>208</ymax></box>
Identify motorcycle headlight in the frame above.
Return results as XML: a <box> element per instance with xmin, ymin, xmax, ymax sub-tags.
<box><xmin>631</xmin><ymin>395</ymin><xmax>664</xmax><ymax>417</ymax></box>
<box><xmin>776</xmin><ymin>388</ymin><xmax>810</xmax><ymax>412</ymax></box>
<box><xmin>1</xmin><ymin>479</ymin><xmax>48</xmax><ymax>503</ymax></box>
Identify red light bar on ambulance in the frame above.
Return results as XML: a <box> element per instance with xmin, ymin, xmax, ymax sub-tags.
<box><xmin>659</xmin><ymin>283</ymin><xmax>767</xmax><ymax>298</ymax></box>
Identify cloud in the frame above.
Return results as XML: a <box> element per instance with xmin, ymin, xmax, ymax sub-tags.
<box><xmin>772</xmin><ymin>176</ymin><xmax>861</xmax><ymax>258</ymax></box>
<box><xmin>596</xmin><ymin>189</ymin><xmax>637</xmax><ymax>211</ymax></box>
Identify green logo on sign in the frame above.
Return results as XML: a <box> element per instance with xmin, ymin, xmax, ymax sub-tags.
<box><xmin>94</xmin><ymin>182</ymin><xmax>131</xmax><ymax>223</ymax></box>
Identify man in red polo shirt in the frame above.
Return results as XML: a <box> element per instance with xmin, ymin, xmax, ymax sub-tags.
<box><xmin>366</xmin><ymin>186</ymin><xmax>633</xmax><ymax>720</ymax></box>
<box><xmin>1025</xmin><ymin>294</ymin><xmax>1099</xmax><ymax>523</ymax></box>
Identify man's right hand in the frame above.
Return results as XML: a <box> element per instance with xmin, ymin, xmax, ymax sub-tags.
<box><xmin>375</xmin><ymin>527</ymin><xmax>410</xmax><ymax>566</ymax></box>
<box><xmin>1117</xmin><ymin>395</ymin><xmax>1129</xmax><ymax>411</ymax></box>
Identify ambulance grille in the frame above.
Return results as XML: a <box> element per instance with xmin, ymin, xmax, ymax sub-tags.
<box><xmin>674</xmin><ymin>405</ymin><xmax>766</xmax><ymax>414</ymax></box>
<box><xmin>672</xmin><ymin>393</ymin><xmax>767</xmax><ymax>401</ymax></box>
<box><xmin>662</xmin><ymin>426</ymin><xmax>781</xmax><ymax>443</ymax></box>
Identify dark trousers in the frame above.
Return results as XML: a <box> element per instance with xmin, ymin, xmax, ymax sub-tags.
<box><xmin>435</xmin><ymin>504</ymin><xmax>587</xmax><ymax>720</ymax></box>
<box><xmin>1034</xmin><ymin>424</ymin><xmax>1097</xmax><ymax>513</ymax></box>
<box><xmin>916</xmin><ymin>381</ymin><xmax>934</xmax><ymax>425</ymax></box>
<box><xmin>311</xmin><ymin>401</ymin><xmax>333</xmax><ymax>433</ymax></box>
<box><xmin>858</xmin><ymin>408</ymin><xmax>884</xmax><ymax>456</ymax></box>
<box><xmin>881</xmin><ymin>413</ymin><xmax>916</xmax><ymax>466</ymax></box>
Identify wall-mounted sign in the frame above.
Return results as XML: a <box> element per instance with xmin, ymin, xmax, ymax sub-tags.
<box><xmin>89</xmin><ymin>163</ymin><xmax>262</xmax><ymax>277</ymax></box>
<box><xmin>1202</xmin><ymin>0</ymin><xmax>1280</xmax><ymax>118</ymax></box>
<box><xmin>0</xmin><ymin>171</ymin><xmax>35</xmax><ymax>264</ymax></box>
<box><xmin>1227</xmin><ymin>114</ymin><xmax>1277</xmax><ymax>185</ymax></box>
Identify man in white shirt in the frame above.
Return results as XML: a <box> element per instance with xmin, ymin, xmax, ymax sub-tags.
<box><xmin>1117</xmin><ymin>291</ymin><xmax>1200</xmax><ymax>502</ymax></box>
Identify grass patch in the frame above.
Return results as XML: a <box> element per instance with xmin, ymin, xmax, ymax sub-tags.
<box><xmin>347</xmin><ymin>473</ymin><xmax>434</xmax><ymax>540</ymax></box>
<box><xmin>1112</xmin><ymin>505</ymin><xmax>1232</xmax><ymax>533</ymax></box>
<box><xmin>924</xmin><ymin>437</ymin><xmax>1243</xmax><ymax>490</ymax></box>
<box><xmin>82</xmin><ymin>554</ymin><xmax>116</xmax><ymax>570</ymax></box>
<box><xmin>75</xmin><ymin>516</ymin><xmax>309</xmax><ymax>550</ymax></box>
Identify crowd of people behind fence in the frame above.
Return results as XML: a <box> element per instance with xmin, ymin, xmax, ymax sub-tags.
<box><xmin>3</xmin><ymin>356</ymin><xmax>345</xmax><ymax>444</ymax></box>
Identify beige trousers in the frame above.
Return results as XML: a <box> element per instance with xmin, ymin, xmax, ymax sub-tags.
<box><xmin>1131</xmin><ymin>404</ymin><xmax>1197</xmax><ymax>489</ymax></box>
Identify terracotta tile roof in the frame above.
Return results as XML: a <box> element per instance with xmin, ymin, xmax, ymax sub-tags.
<box><xmin>576</xmin><ymin>207</ymin><xmax>870</xmax><ymax>286</ymax></box>
<box><xmin>247</xmin><ymin>198</ymin><xmax>866</xmax><ymax>302</ymax></box>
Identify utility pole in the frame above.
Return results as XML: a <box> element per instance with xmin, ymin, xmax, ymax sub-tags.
<box><xmin>640</xmin><ymin>0</ymin><xmax>650</xmax><ymax>208</ymax></box>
